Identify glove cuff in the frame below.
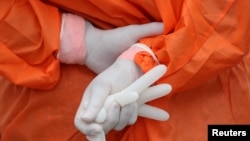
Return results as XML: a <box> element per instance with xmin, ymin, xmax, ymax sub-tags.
<box><xmin>118</xmin><ymin>43</ymin><xmax>159</xmax><ymax>72</ymax></box>
<box><xmin>57</xmin><ymin>13</ymin><xmax>86</xmax><ymax>65</ymax></box>
<box><xmin>119</xmin><ymin>43</ymin><xmax>159</xmax><ymax>62</ymax></box>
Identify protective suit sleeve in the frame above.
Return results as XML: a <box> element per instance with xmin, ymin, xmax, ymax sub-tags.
<box><xmin>0</xmin><ymin>0</ymin><xmax>61</xmax><ymax>89</ymax></box>
<box><xmin>135</xmin><ymin>0</ymin><xmax>250</xmax><ymax>93</ymax></box>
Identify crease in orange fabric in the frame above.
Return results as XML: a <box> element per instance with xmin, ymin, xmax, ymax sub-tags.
<box><xmin>0</xmin><ymin>0</ymin><xmax>61</xmax><ymax>89</ymax></box>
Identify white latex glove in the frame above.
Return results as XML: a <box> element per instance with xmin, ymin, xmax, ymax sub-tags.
<box><xmin>58</xmin><ymin>13</ymin><xmax>164</xmax><ymax>73</ymax></box>
<box><xmin>74</xmin><ymin>59</ymin><xmax>172</xmax><ymax>141</ymax></box>
<box><xmin>84</xmin><ymin>21</ymin><xmax>164</xmax><ymax>74</ymax></box>
<box><xmin>95</xmin><ymin>64</ymin><xmax>172</xmax><ymax>131</ymax></box>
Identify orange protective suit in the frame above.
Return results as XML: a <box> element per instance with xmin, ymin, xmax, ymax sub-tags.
<box><xmin>0</xmin><ymin>0</ymin><xmax>250</xmax><ymax>141</ymax></box>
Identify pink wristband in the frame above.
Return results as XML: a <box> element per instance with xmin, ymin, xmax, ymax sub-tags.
<box><xmin>57</xmin><ymin>13</ymin><xmax>86</xmax><ymax>65</ymax></box>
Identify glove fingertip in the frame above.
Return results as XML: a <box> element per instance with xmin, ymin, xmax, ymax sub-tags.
<box><xmin>162</xmin><ymin>83</ymin><xmax>173</xmax><ymax>95</ymax></box>
<box><xmin>95</xmin><ymin>108</ymin><xmax>107</xmax><ymax>123</ymax></box>
<box><xmin>163</xmin><ymin>111</ymin><xmax>170</xmax><ymax>121</ymax></box>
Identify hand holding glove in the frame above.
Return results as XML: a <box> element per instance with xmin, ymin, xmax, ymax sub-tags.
<box><xmin>57</xmin><ymin>13</ymin><xmax>164</xmax><ymax>73</ymax></box>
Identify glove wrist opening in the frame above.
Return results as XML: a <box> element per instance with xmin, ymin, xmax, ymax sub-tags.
<box><xmin>57</xmin><ymin>13</ymin><xmax>86</xmax><ymax>65</ymax></box>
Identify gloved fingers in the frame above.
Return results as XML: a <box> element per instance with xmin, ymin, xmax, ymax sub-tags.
<box><xmin>95</xmin><ymin>90</ymin><xmax>135</xmax><ymax>123</ymax></box>
<box><xmin>138</xmin><ymin>84</ymin><xmax>172</xmax><ymax>105</ymax></box>
<box><xmin>114</xmin><ymin>102</ymin><xmax>137</xmax><ymax>131</ymax></box>
<box><xmin>80</xmin><ymin>77</ymin><xmax>111</xmax><ymax>122</ymax></box>
<box><xmin>114</xmin><ymin>91</ymin><xmax>139</xmax><ymax>107</ymax></box>
<box><xmin>103</xmin><ymin>22</ymin><xmax>164</xmax><ymax>50</ymax></box>
<box><xmin>74</xmin><ymin>117</ymin><xmax>103</xmax><ymax>137</ymax></box>
<box><xmin>138</xmin><ymin>104</ymin><xmax>169</xmax><ymax>121</ymax></box>
<box><xmin>78</xmin><ymin>88</ymin><xmax>91</xmax><ymax>112</ymax></box>
<box><xmin>103</xmin><ymin>102</ymin><xmax>121</xmax><ymax>133</ymax></box>
<box><xmin>128</xmin><ymin>102</ymin><xmax>138</xmax><ymax>125</ymax></box>
<box><xmin>111</xmin><ymin>22</ymin><xmax>164</xmax><ymax>44</ymax></box>
<box><xmin>86</xmin><ymin>131</ymin><xmax>105</xmax><ymax>141</ymax></box>
<box><xmin>126</xmin><ymin>22</ymin><xmax>164</xmax><ymax>42</ymax></box>
<box><xmin>123</xmin><ymin>64</ymin><xmax>167</xmax><ymax>95</ymax></box>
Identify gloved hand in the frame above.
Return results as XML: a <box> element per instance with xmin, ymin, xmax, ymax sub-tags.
<box><xmin>74</xmin><ymin>58</ymin><xmax>172</xmax><ymax>141</ymax></box>
<box><xmin>95</xmin><ymin>64</ymin><xmax>172</xmax><ymax>131</ymax></box>
<box><xmin>74</xmin><ymin>59</ymin><xmax>142</xmax><ymax>135</ymax></box>
<box><xmin>57</xmin><ymin>13</ymin><xmax>164</xmax><ymax>73</ymax></box>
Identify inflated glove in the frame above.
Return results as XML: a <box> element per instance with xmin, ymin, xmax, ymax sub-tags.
<box><xmin>57</xmin><ymin>13</ymin><xmax>164</xmax><ymax>73</ymax></box>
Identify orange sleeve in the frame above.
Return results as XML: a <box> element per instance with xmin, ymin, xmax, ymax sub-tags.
<box><xmin>135</xmin><ymin>0</ymin><xmax>250</xmax><ymax>93</ymax></box>
<box><xmin>0</xmin><ymin>0</ymin><xmax>61</xmax><ymax>89</ymax></box>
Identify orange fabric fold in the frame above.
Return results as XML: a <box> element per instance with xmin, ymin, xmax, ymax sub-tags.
<box><xmin>0</xmin><ymin>0</ymin><xmax>61</xmax><ymax>89</ymax></box>
<box><xmin>138</xmin><ymin>0</ymin><xmax>250</xmax><ymax>93</ymax></box>
<box><xmin>0</xmin><ymin>0</ymin><xmax>250</xmax><ymax>141</ymax></box>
